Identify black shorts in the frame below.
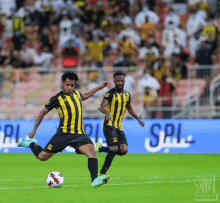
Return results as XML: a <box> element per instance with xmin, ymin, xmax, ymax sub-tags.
<box><xmin>103</xmin><ymin>124</ymin><xmax>128</xmax><ymax>146</ymax></box>
<box><xmin>43</xmin><ymin>132</ymin><xmax>94</xmax><ymax>154</ymax></box>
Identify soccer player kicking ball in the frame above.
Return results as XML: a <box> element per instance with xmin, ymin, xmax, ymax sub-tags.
<box><xmin>96</xmin><ymin>72</ymin><xmax>145</xmax><ymax>175</ymax></box>
<box><xmin>17</xmin><ymin>71</ymin><xmax>110</xmax><ymax>187</ymax></box>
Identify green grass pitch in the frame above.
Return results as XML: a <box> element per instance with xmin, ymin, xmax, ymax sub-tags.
<box><xmin>0</xmin><ymin>153</ymin><xmax>219</xmax><ymax>203</ymax></box>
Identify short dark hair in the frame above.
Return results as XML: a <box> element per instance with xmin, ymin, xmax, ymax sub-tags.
<box><xmin>114</xmin><ymin>72</ymin><xmax>125</xmax><ymax>78</ymax></box>
<box><xmin>61</xmin><ymin>71</ymin><xmax>79</xmax><ymax>82</ymax></box>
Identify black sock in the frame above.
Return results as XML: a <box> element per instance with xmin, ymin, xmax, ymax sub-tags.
<box><xmin>29</xmin><ymin>142</ymin><xmax>43</xmax><ymax>158</ymax></box>
<box><xmin>100</xmin><ymin>150</ymin><xmax>117</xmax><ymax>175</ymax></box>
<box><xmin>88</xmin><ymin>158</ymin><xmax>98</xmax><ymax>182</ymax></box>
<box><xmin>99</xmin><ymin>146</ymin><xmax>110</xmax><ymax>153</ymax></box>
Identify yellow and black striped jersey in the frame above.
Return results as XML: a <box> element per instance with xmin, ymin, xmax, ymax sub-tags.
<box><xmin>103</xmin><ymin>88</ymin><xmax>130</xmax><ymax>131</ymax></box>
<box><xmin>45</xmin><ymin>91</ymin><xmax>85</xmax><ymax>134</ymax></box>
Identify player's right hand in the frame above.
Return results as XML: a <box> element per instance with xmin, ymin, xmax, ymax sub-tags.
<box><xmin>28</xmin><ymin>130</ymin><xmax>36</xmax><ymax>138</ymax></box>
<box><xmin>139</xmin><ymin>120</ymin><xmax>145</xmax><ymax>127</ymax></box>
<box><xmin>106</xmin><ymin>113</ymin><xmax>112</xmax><ymax>121</ymax></box>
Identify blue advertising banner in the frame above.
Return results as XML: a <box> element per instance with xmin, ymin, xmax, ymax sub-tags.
<box><xmin>0</xmin><ymin>119</ymin><xmax>219</xmax><ymax>153</ymax></box>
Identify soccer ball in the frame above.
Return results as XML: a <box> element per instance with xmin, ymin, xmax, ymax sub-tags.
<box><xmin>46</xmin><ymin>172</ymin><xmax>64</xmax><ymax>188</ymax></box>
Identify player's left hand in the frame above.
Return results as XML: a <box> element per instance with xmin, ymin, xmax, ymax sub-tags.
<box><xmin>139</xmin><ymin>120</ymin><xmax>145</xmax><ymax>127</ymax></box>
<box><xmin>28</xmin><ymin>129</ymin><xmax>36</xmax><ymax>138</ymax></box>
<box><xmin>98</xmin><ymin>81</ymin><xmax>109</xmax><ymax>90</ymax></box>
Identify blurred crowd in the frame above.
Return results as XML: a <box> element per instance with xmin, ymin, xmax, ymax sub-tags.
<box><xmin>0</xmin><ymin>0</ymin><xmax>220</xmax><ymax>119</ymax></box>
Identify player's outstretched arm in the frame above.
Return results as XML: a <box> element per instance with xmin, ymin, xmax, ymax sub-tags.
<box><xmin>98</xmin><ymin>99</ymin><xmax>112</xmax><ymax>120</ymax></box>
<box><xmin>126</xmin><ymin>103</ymin><xmax>145</xmax><ymax>127</ymax></box>
<box><xmin>28</xmin><ymin>108</ymin><xmax>50</xmax><ymax>138</ymax></box>
<box><xmin>81</xmin><ymin>81</ymin><xmax>109</xmax><ymax>101</ymax></box>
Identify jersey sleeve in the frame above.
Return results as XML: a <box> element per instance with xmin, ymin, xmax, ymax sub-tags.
<box><xmin>103</xmin><ymin>91</ymin><xmax>113</xmax><ymax>102</ymax></box>
<box><xmin>75</xmin><ymin>91</ymin><xmax>83</xmax><ymax>100</ymax></box>
<box><xmin>45</xmin><ymin>95</ymin><xmax>59</xmax><ymax>111</ymax></box>
<box><xmin>126</xmin><ymin>92</ymin><xmax>131</xmax><ymax>104</ymax></box>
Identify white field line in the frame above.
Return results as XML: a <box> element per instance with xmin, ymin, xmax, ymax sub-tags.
<box><xmin>1</xmin><ymin>179</ymin><xmax>220</xmax><ymax>190</ymax></box>
<box><xmin>0</xmin><ymin>175</ymin><xmax>217</xmax><ymax>182</ymax></box>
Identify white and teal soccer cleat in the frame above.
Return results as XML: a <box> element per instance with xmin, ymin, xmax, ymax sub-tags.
<box><xmin>92</xmin><ymin>175</ymin><xmax>110</xmax><ymax>187</ymax></box>
<box><xmin>17</xmin><ymin>138</ymin><xmax>37</xmax><ymax>148</ymax></box>
<box><xmin>99</xmin><ymin>174</ymin><xmax>110</xmax><ymax>184</ymax></box>
<box><xmin>95</xmin><ymin>142</ymin><xmax>102</xmax><ymax>153</ymax></box>
<box><xmin>92</xmin><ymin>177</ymin><xmax>103</xmax><ymax>187</ymax></box>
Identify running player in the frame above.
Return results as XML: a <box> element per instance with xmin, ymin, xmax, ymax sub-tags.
<box><xmin>17</xmin><ymin>71</ymin><xmax>110</xmax><ymax>187</ymax></box>
<box><xmin>96</xmin><ymin>72</ymin><xmax>145</xmax><ymax>175</ymax></box>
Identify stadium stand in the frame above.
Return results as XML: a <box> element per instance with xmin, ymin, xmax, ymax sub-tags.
<box><xmin>0</xmin><ymin>0</ymin><xmax>219</xmax><ymax>119</ymax></box>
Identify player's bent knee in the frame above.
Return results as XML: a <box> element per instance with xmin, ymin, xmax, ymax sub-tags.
<box><xmin>119</xmin><ymin>145</ymin><xmax>128</xmax><ymax>155</ymax></box>
<box><xmin>38</xmin><ymin>152</ymin><xmax>50</xmax><ymax>161</ymax></box>
<box><xmin>121</xmin><ymin>150</ymin><xmax>128</xmax><ymax>155</ymax></box>
<box><xmin>38</xmin><ymin>155</ymin><xmax>48</xmax><ymax>161</ymax></box>
<box><xmin>118</xmin><ymin>149</ymin><xmax>127</xmax><ymax>156</ymax></box>
<box><xmin>80</xmin><ymin>144</ymin><xmax>97</xmax><ymax>158</ymax></box>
